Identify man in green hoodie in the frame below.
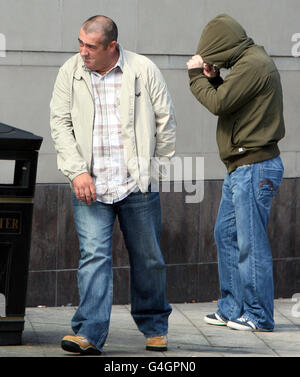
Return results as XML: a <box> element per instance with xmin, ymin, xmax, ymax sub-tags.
<box><xmin>187</xmin><ymin>14</ymin><xmax>285</xmax><ymax>331</ymax></box>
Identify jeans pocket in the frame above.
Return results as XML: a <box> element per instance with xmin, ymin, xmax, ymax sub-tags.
<box><xmin>257</xmin><ymin>166</ymin><xmax>283</xmax><ymax>209</ymax></box>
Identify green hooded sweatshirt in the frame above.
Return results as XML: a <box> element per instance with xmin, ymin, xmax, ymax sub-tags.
<box><xmin>188</xmin><ymin>14</ymin><xmax>285</xmax><ymax>173</ymax></box>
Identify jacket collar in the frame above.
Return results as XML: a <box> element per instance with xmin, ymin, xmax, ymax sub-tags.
<box><xmin>73</xmin><ymin>44</ymin><xmax>128</xmax><ymax>95</ymax></box>
<box><xmin>73</xmin><ymin>55</ymin><xmax>93</xmax><ymax>96</ymax></box>
<box><xmin>74</xmin><ymin>44</ymin><xmax>125</xmax><ymax>78</ymax></box>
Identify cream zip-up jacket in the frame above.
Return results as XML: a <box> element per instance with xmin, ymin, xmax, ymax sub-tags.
<box><xmin>50</xmin><ymin>46</ymin><xmax>176</xmax><ymax>193</ymax></box>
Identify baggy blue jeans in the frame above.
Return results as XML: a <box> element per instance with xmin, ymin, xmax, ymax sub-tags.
<box><xmin>70</xmin><ymin>189</ymin><xmax>172</xmax><ymax>352</ymax></box>
<box><xmin>214</xmin><ymin>156</ymin><xmax>284</xmax><ymax>330</ymax></box>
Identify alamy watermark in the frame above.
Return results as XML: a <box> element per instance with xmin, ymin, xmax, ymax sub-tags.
<box><xmin>93</xmin><ymin>155</ymin><xmax>205</xmax><ymax>204</ymax></box>
<box><xmin>291</xmin><ymin>33</ymin><xmax>300</xmax><ymax>57</ymax></box>
<box><xmin>0</xmin><ymin>33</ymin><xmax>6</xmax><ymax>57</ymax></box>
<box><xmin>149</xmin><ymin>156</ymin><xmax>204</xmax><ymax>204</ymax></box>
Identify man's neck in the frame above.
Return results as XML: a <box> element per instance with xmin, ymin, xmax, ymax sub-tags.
<box><xmin>96</xmin><ymin>48</ymin><xmax>120</xmax><ymax>76</ymax></box>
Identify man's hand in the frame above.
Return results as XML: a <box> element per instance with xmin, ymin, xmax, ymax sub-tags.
<box><xmin>186</xmin><ymin>54</ymin><xmax>204</xmax><ymax>70</ymax></box>
<box><xmin>186</xmin><ymin>55</ymin><xmax>217</xmax><ymax>78</ymax></box>
<box><xmin>72</xmin><ymin>172</ymin><xmax>97</xmax><ymax>205</ymax></box>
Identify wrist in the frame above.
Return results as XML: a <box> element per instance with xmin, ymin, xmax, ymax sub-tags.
<box><xmin>188</xmin><ymin>67</ymin><xmax>205</xmax><ymax>79</ymax></box>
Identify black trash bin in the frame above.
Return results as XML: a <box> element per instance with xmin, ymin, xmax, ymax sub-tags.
<box><xmin>0</xmin><ymin>123</ymin><xmax>42</xmax><ymax>345</ymax></box>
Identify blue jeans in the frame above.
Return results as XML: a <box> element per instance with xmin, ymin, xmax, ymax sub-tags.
<box><xmin>70</xmin><ymin>189</ymin><xmax>172</xmax><ymax>352</ymax></box>
<box><xmin>214</xmin><ymin>156</ymin><xmax>284</xmax><ymax>330</ymax></box>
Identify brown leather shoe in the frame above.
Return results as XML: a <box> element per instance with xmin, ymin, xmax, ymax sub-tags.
<box><xmin>61</xmin><ymin>335</ymin><xmax>101</xmax><ymax>355</ymax></box>
<box><xmin>146</xmin><ymin>335</ymin><xmax>168</xmax><ymax>351</ymax></box>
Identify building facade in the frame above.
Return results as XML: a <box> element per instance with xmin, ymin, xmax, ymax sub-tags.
<box><xmin>0</xmin><ymin>0</ymin><xmax>299</xmax><ymax>306</ymax></box>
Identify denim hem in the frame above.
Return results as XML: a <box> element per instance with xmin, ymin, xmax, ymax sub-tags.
<box><xmin>144</xmin><ymin>332</ymin><xmax>168</xmax><ymax>338</ymax></box>
<box><xmin>216</xmin><ymin>309</ymin><xmax>229</xmax><ymax>322</ymax></box>
<box><xmin>77</xmin><ymin>333</ymin><xmax>104</xmax><ymax>352</ymax></box>
<box><xmin>95</xmin><ymin>333</ymin><xmax>109</xmax><ymax>352</ymax></box>
<box><xmin>242</xmin><ymin>315</ymin><xmax>274</xmax><ymax>332</ymax></box>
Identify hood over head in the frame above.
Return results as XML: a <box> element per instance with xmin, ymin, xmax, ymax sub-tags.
<box><xmin>196</xmin><ymin>14</ymin><xmax>254</xmax><ymax>69</ymax></box>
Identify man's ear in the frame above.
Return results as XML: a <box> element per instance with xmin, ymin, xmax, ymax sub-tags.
<box><xmin>108</xmin><ymin>40</ymin><xmax>117</xmax><ymax>51</ymax></box>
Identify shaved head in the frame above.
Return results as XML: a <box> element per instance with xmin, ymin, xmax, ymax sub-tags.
<box><xmin>82</xmin><ymin>15</ymin><xmax>118</xmax><ymax>48</ymax></box>
<box><xmin>78</xmin><ymin>15</ymin><xmax>119</xmax><ymax>74</ymax></box>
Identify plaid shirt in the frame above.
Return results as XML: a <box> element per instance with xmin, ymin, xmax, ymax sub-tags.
<box><xmin>89</xmin><ymin>48</ymin><xmax>137</xmax><ymax>203</ymax></box>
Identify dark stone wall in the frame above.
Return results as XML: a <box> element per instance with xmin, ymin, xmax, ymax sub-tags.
<box><xmin>26</xmin><ymin>179</ymin><xmax>300</xmax><ymax>307</ymax></box>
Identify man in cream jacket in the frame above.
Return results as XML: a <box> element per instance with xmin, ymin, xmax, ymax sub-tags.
<box><xmin>50</xmin><ymin>15</ymin><xmax>176</xmax><ymax>355</ymax></box>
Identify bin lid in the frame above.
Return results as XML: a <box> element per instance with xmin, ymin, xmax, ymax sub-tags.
<box><xmin>0</xmin><ymin>123</ymin><xmax>43</xmax><ymax>151</ymax></box>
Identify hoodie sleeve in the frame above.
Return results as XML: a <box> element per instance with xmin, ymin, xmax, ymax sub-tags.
<box><xmin>188</xmin><ymin>61</ymin><xmax>264</xmax><ymax>116</ymax></box>
<box><xmin>189</xmin><ymin>68</ymin><xmax>224</xmax><ymax>89</ymax></box>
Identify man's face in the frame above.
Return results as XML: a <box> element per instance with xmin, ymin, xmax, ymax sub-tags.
<box><xmin>78</xmin><ymin>28</ymin><xmax>116</xmax><ymax>72</ymax></box>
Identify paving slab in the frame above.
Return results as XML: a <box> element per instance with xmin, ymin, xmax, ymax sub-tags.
<box><xmin>0</xmin><ymin>299</ymin><xmax>299</xmax><ymax>358</ymax></box>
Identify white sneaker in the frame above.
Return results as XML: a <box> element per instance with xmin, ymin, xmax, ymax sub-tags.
<box><xmin>204</xmin><ymin>313</ymin><xmax>228</xmax><ymax>326</ymax></box>
<box><xmin>227</xmin><ymin>317</ymin><xmax>257</xmax><ymax>331</ymax></box>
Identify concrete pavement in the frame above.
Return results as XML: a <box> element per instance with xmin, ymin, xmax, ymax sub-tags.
<box><xmin>0</xmin><ymin>298</ymin><xmax>299</xmax><ymax>357</ymax></box>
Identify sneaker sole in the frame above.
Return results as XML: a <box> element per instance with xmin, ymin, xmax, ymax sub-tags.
<box><xmin>61</xmin><ymin>340</ymin><xmax>101</xmax><ymax>355</ymax></box>
<box><xmin>146</xmin><ymin>345</ymin><xmax>168</xmax><ymax>352</ymax></box>
<box><xmin>227</xmin><ymin>321</ymin><xmax>273</xmax><ymax>332</ymax></box>
<box><xmin>227</xmin><ymin>320</ymin><xmax>255</xmax><ymax>331</ymax></box>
